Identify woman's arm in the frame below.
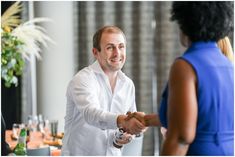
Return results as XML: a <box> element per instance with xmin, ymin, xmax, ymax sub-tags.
<box><xmin>161</xmin><ymin>59</ymin><xmax>198</xmax><ymax>155</ymax></box>
<box><xmin>144</xmin><ymin>114</ymin><xmax>161</xmax><ymax>126</ymax></box>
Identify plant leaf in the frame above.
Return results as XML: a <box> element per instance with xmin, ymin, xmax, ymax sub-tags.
<box><xmin>1</xmin><ymin>1</ymin><xmax>23</xmax><ymax>29</ymax></box>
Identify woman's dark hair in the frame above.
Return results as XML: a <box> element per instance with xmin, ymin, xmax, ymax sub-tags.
<box><xmin>171</xmin><ymin>2</ymin><xmax>234</xmax><ymax>42</ymax></box>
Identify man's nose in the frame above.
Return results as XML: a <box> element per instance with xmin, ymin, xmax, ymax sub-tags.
<box><xmin>113</xmin><ymin>46</ymin><xmax>120</xmax><ymax>55</ymax></box>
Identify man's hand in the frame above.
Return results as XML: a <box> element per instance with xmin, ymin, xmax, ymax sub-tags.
<box><xmin>117</xmin><ymin>115</ymin><xmax>146</xmax><ymax>135</ymax></box>
<box><xmin>126</xmin><ymin>111</ymin><xmax>146</xmax><ymax>125</ymax></box>
<box><xmin>115</xmin><ymin>132</ymin><xmax>134</xmax><ymax>145</ymax></box>
<box><xmin>125</xmin><ymin>112</ymin><xmax>161</xmax><ymax>127</ymax></box>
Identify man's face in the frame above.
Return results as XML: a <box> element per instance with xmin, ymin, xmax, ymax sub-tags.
<box><xmin>93</xmin><ymin>32</ymin><xmax>126</xmax><ymax>73</ymax></box>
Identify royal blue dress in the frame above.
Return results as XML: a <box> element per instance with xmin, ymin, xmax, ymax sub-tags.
<box><xmin>159</xmin><ymin>41</ymin><xmax>234</xmax><ymax>155</ymax></box>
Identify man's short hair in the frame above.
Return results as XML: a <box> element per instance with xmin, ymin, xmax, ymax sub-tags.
<box><xmin>93</xmin><ymin>26</ymin><xmax>126</xmax><ymax>51</ymax></box>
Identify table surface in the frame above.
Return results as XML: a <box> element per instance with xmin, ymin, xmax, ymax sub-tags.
<box><xmin>5</xmin><ymin>130</ymin><xmax>61</xmax><ymax>156</ymax></box>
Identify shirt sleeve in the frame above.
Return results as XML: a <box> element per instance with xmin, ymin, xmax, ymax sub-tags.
<box><xmin>69</xmin><ymin>71</ymin><xmax>119</xmax><ymax>130</ymax></box>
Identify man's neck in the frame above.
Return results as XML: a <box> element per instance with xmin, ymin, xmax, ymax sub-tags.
<box><xmin>105</xmin><ymin>71</ymin><xmax>118</xmax><ymax>93</ymax></box>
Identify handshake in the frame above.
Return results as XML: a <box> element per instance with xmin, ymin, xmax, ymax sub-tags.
<box><xmin>117</xmin><ymin>111</ymin><xmax>160</xmax><ymax>135</ymax></box>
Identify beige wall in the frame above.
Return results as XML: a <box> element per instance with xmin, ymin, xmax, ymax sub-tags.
<box><xmin>35</xmin><ymin>1</ymin><xmax>75</xmax><ymax>132</ymax></box>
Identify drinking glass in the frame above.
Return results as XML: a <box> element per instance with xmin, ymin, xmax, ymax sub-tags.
<box><xmin>12</xmin><ymin>123</ymin><xmax>25</xmax><ymax>140</ymax></box>
<box><xmin>50</xmin><ymin>120</ymin><xmax>58</xmax><ymax>141</ymax></box>
<box><xmin>31</xmin><ymin>115</ymin><xmax>38</xmax><ymax>132</ymax></box>
<box><xmin>27</xmin><ymin>115</ymin><xmax>38</xmax><ymax>131</ymax></box>
<box><xmin>44</xmin><ymin>119</ymin><xmax>50</xmax><ymax>139</ymax></box>
<box><xmin>12</xmin><ymin>123</ymin><xmax>20</xmax><ymax>140</ymax></box>
<box><xmin>27</xmin><ymin>115</ymin><xmax>38</xmax><ymax>142</ymax></box>
<box><xmin>38</xmin><ymin>114</ymin><xmax>45</xmax><ymax>136</ymax></box>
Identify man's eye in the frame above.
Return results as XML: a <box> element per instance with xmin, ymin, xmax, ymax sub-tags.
<box><xmin>119</xmin><ymin>45</ymin><xmax>125</xmax><ymax>49</ymax></box>
<box><xmin>107</xmin><ymin>46</ymin><xmax>114</xmax><ymax>50</ymax></box>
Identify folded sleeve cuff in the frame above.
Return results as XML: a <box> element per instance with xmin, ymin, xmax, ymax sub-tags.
<box><xmin>104</xmin><ymin>113</ymin><xmax>119</xmax><ymax>129</ymax></box>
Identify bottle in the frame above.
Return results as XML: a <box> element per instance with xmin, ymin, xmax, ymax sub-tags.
<box><xmin>13</xmin><ymin>128</ymin><xmax>27</xmax><ymax>155</ymax></box>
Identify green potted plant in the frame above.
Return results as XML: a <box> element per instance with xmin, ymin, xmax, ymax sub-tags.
<box><xmin>1</xmin><ymin>1</ymin><xmax>54</xmax><ymax>87</ymax></box>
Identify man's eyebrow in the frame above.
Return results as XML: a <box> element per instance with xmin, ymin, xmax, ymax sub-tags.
<box><xmin>105</xmin><ymin>43</ymin><xmax>115</xmax><ymax>46</ymax></box>
<box><xmin>105</xmin><ymin>43</ymin><xmax>125</xmax><ymax>46</ymax></box>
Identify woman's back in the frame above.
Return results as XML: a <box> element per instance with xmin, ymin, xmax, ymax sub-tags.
<box><xmin>181</xmin><ymin>41</ymin><xmax>234</xmax><ymax>155</ymax></box>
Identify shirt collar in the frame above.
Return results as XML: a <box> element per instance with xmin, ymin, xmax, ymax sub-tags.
<box><xmin>89</xmin><ymin>60</ymin><xmax>126</xmax><ymax>81</ymax></box>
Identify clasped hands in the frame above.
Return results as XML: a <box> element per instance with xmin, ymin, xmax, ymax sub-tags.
<box><xmin>117</xmin><ymin>111</ymin><xmax>149</xmax><ymax>135</ymax></box>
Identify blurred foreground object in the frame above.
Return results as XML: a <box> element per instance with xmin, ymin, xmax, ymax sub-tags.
<box><xmin>1</xmin><ymin>1</ymin><xmax>54</xmax><ymax>87</ymax></box>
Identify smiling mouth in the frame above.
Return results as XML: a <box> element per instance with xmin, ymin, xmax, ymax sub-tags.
<box><xmin>110</xmin><ymin>58</ymin><xmax>122</xmax><ymax>62</ymax></box>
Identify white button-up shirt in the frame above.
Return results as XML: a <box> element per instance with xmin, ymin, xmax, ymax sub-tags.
<box><xmin>61</xmin><ymin>61</ymin><xmax>136</xmax><ymax>156</ymax></box>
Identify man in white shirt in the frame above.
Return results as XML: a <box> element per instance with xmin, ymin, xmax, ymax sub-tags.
<box><xmin>61</xmin><ymin>26</ymin><xmax>146</xmax><ymax>155</ymax></box>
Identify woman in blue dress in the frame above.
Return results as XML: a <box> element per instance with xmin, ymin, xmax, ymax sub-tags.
<box><xmin>126</xmin><ymin>1</ymin><xmax>234</xmax><ymax>155</ymax></box>
<box><xmin>159</xmin><ymin>2</ymin><xmax>234</xmax><ymax>155</ymax></box>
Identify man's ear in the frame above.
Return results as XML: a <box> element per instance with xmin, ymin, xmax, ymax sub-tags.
<box><xmin>92</xmin><ymin>48</ymin><xmax>98</xmax><ymax>57</ymax></box>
